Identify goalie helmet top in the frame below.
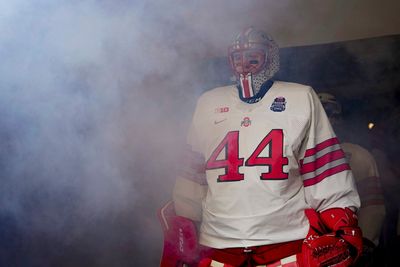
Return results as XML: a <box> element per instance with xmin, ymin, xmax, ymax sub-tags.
<box><xmin>228</xmin><ymin>26</ymin><xmax>280</xmax><ymax>103</ymax></box>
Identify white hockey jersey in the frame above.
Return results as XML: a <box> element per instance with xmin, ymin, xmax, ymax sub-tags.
<box><xmin>173</xmin><ymin>81</ymin><xmax>360</xmax><ymax>248</ymax></box>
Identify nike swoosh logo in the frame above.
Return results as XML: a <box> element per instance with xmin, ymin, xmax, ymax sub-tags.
<box><xmin>214</xmin><ymin>119</ymin><xmax>227</xmax><ymax>124</ymax></box>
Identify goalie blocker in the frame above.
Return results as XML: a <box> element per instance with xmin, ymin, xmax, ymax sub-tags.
<box><xmin>158</xmin><ymin>202</ymin><xmax>363</xmax><ymax>267</ymax></box>
<box><xmin>158</xmin><ymin>201</ymin><xmax>207</xmax><ymax>267</ymax></box>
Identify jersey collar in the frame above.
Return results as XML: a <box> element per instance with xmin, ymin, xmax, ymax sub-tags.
<box><xmin>238</xmin><ymin>80</ymin><xmax>274</xmax><ymax>104</ymax></box>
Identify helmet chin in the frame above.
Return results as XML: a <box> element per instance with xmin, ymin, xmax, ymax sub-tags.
<box><xmin>238</xmin><ymin>73</ymin><xmax>255</xmax><ymax>99</ymax></box>
<box><xmin>238</xmin><ymin>67</ymin><xmax>275</xmax><ymax>101</ymax></box>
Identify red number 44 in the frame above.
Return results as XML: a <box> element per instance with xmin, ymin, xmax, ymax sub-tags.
<box><xmin>205</xmin><ymin>130</ymin><xmax>288</xmax><ymax>182</ymax></box>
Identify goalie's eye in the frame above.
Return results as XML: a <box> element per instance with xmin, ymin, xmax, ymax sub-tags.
<box><xmin>230</xmin><ymin>49</ymin><xmax>266</xmax><ymax>75</ymax></box>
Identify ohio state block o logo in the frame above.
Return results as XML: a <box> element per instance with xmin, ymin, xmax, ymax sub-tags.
<box><xmin>241</xmin><ymin>117</ymin><xmax>251</xmax><ymax>127</ymax></box>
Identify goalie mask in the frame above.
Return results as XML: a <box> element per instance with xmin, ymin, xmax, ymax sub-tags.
<box><xmin>228</xmin><ymin>27</ymin><xmax>280</xmax><ymax>103</ymax></box>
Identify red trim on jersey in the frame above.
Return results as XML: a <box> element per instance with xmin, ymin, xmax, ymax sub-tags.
<box><xmin>241</xmin><ymin>76</ymin><xmax>251</xmax><ymax>98</ymax></box>
<box><xmin>303</xmin><ymin>164</ymin><xmax>350</xmax><ymax>187</ymax></box>
<box><xmin>303</xmin><ymin>137</ymin><xmax>340</xmax><ymax>157</ymax></box>
<box><xmin>300</xmin><ymin>149</ymin><xmax>346</xmax><ymax>174</ymax></box>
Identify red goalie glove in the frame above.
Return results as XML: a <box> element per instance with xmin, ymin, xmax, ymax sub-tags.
<box><xmin>303</xmin><ymin>208</ymin><xmax>363</xmax><ymax>267</ymax></box>
<box><xmin>303</xmin><ymin>233</ymin><xmax>352</xmax><ymax>267</ymax></box>
<box><xmin>158</xmin><ymin>201</ymin><xmax>199</xmax><ymax>267</ymax></box>
<box><xmin>319</xmin><ymin>207</ymin><xmax>363</xmax><ymax>261</ymax></box>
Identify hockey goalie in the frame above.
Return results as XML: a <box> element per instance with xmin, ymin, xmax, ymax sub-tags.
<box><xmin>159</xmin><ymin>27</ymin><xmax>363</xmax><ymax>267</ymax></box>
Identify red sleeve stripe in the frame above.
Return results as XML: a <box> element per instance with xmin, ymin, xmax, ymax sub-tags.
<box><xmin>301</xmin><ymin>157</ymin><xmax>348</xmax><ymax>180</ymax></box>
<box><xmin>300</xmin><ymin>149</ymin><xmax>346</xmax><ymax>175</ymax></box>
<box><xmin>303</xmin><ymin>137</ymin><xmax>340</xmax><ymax>157</ymax></box>
<box><xmin>303</xmin><ymin>164</ymin><xmax>350</xmax><ymax>187</ymax></box>
<box><xmin>300</xmin><ymin>138</ymin><xmax>349</xmax><ymax>186</ymax></box>
<box><xmin>180</xmin><ymin>171</ymin><xmax>207</xmax><ymax>185</ymax></box>
<box><xmin>300</xmin><ymin>143</ymin><xmax>342</xmax><ymax>165</ymax></box>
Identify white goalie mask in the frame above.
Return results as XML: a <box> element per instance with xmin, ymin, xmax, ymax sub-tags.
<box><xmin>228</xmin><ymin>27</ymin><xmax>280</xmax><ymax>101</ymax></box>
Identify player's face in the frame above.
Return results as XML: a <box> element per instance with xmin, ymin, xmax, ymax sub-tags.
<box><xmin>231</xmin><ymin>49</ymin><xmax>266</xmax><ymax>75</ymax></box>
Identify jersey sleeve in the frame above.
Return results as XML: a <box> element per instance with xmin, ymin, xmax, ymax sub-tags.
<box><xmin>173</xmin><ymin>99</ymin><xmax>207</xmax><ymax>222</ymax></box>
<box><xmin>298</xmin><ymin>89</ymin><xmax>360</xmax><ymax>212</ymax></box>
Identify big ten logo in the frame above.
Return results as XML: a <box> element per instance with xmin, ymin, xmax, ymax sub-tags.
<box><xmin>215</xmin><ymin>107</ymin><xmax>229</xmax><ymax>113</ymax></box>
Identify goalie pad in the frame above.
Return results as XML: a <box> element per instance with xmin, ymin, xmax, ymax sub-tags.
<box><xmin>158</xmin><ymin>201</ymin><xmax>199</xmax><ymax>267</ymax></box>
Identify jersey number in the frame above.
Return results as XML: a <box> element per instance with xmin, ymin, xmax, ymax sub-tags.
<box><xmin>205</xmin><ymin>130</ymin><xmax>288</xmax><ymax>182</ymax></box>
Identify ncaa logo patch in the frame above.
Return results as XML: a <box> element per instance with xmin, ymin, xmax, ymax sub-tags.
<box><xmin>270</xmin><ymin>97</ymin><xmax>286</xmax><ymax>112</ymax></box>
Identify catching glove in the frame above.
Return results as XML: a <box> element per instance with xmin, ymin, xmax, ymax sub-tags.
<box><xmin>303</xmin><ymin>208</ymin><xmax>363</xmax><ymax>267</ymax></box>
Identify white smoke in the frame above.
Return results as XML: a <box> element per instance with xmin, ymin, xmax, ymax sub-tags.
<box><xmin>1</xmin><ymin>0</ymin><xmax>399</xmax><ymax>266</ymax></box>
<box><xmin>0</xmin><ymin>1</ymin><xmax>217</xmax><ymax>265</ymax></box>
<box><xmin>2</xmin><ymin>0</ymin><xmax>286</xmax><ymax>264</ymax></box>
